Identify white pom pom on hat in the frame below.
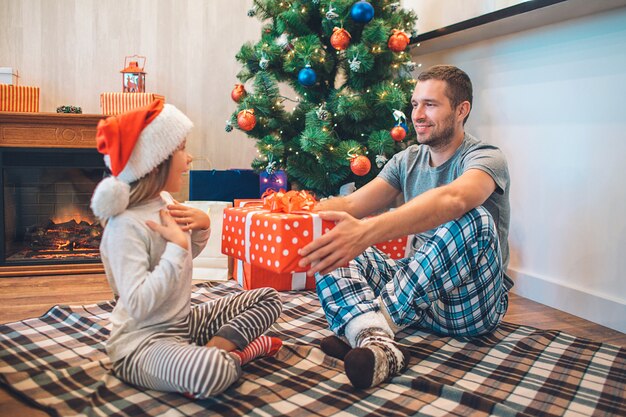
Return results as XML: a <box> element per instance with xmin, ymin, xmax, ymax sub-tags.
<box><xmin>90</xmin><ymin>100</ymin><xmax>193</xmax><ymax>220</ymax></box>
<box><xmin>90</xmin><ymin>177</ymin><xmax>130</xmax><ymax>219</ymax></box>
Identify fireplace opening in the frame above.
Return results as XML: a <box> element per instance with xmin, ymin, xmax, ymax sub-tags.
<box><xmin>1</xmin><ymin>148</ymin><xmax>107</xmax><ymax>266</ymax></box>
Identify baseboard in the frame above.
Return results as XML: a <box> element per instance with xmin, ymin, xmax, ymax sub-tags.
<box><xmin>507</xmin><ymin>268</ymin><xmax>626</xmax><ymax>333</ymax></box>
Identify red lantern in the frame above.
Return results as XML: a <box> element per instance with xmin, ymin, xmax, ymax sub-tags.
<box><xmin>231</xmin><ymin>84</ymin><xmax>247</xmax><ymax>102</ymax></box>
<box><xmin>387</xmin><ymin>30</ymin><xmax>410</xmax><ymax>53</ymax></box>
<box><xmin>390</xmin><ymin>126</ymin><xmax>406</xmax><ymax>142</ymax></box>
<box><xmin>330</xmin><ymin>27</ymin><xmax>351</xmax><ymax>51</ymax></box>
<box><xmin>121</xmin><ymin>55</ymin><xmax>146</xmax><ymax>93</ymax></box>
<box><xmin>237</xmin><ymin>109</ymin><xmax>257</xmax><ymax>131</ymax></box>
<box><xmin>350</xmin><ymin>155</ymin><xmax>371</xmax><ymax>176</ymax></box>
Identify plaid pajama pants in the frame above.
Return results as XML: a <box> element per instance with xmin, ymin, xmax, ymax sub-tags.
<box><xmin>316</xmin><ymin>207</ymin><xmax>509</xmax><ymax>337</ymax></box>
<box><xmin>113</xmin><ymin>287</ymin><xmax>281</xmax><ymax>399</ymax></box>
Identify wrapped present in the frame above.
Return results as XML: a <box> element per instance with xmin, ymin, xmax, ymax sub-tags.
<box><xmin>184</xmin><ymin>200</ymin><xmax>233</xmax><ymax>282</ymax></box>
<box><xmin>374</xmin><ymin>236</ymin><xmax>410</xmax><ymax>259</ymax></box>
<box><xmin>0</xmin><ymin>85</ymin><xmax>39</xmax><ymax>112</ymax></box>
<box><xmin>189</xmin><ymin>169</ymin><xmax>260</xmax><ymax>202</ymax></box>
<box><xmin>260</xmin><ymin>169</ymin><xmax>287</xmax><ymax>195</ymax></box>
<box><xmin>234</xmin><ymin>259</ymin><xmax>314</xmax><ymax>291</ymax></box>
<box><xmin>0</xmin><ymin>67</ymin><xmax>19</xmax><ymax>85</ymax></box>
<box><xmin>234</xmin><ymin>199</ymin><xmax>263</xmax><ymax>208</ymax></box>
<box><xmin>222</xmin><ymin>190</ymin><xmax>334</xmax><ymax>274</ymax></box>
<box><xmin>100</xmin><ymin>92</ymin><xmax>165</xmax><ymax>115</ymax></box>
<box><xmin>231</xmin><ymin>198</ymin><xmax>315</xmax><ymax>291</ymax></box>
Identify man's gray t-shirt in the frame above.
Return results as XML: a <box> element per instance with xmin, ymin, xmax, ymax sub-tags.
<box><xmin>378</xmin><ymin>133</ymin><xmax>511</xmax><ymax>269</ymax></box>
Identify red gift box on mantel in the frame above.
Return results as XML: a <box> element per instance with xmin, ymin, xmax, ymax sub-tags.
<box><xmin>222</xmin><ymin>190</ymin><xmax>335</xmax><ymax>275</ymax></box>
<box><xmin>0</xmin><ymin>85</ymin><xmax>39</xmax><ymax>112</ymax></box>
<box><xmin>100</xmin><ymin>92</ymin><xmax>165</xmax><ymax>115</ymax></box>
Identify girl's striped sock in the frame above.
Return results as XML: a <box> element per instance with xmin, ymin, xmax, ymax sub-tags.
<box><xmin>231</xmin><ymin>335</ymin><xmax>282</xmax><ymax>365</ymax></box>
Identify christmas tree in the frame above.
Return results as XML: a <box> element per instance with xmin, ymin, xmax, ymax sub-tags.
<box><xmin>228</xmin><ymin>0</ymin><xmax>418</xmax><ymax>197</ymax></box>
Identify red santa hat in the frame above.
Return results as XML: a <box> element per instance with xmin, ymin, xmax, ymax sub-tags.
<box><xmin>90</xmin><ymin>100</ymin><xmax>193</xmax><ymax>219</ymax></box>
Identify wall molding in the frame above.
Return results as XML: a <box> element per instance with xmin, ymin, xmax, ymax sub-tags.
<box><xmin>413</xmin><ymin>0</ymin><xmax>568</xmax><ymax>43</ymax></box>
<box><xmin>508</xmin><ymin>268</ymin><xmax>626</xmax><ymax>333</ymax></box>
<box><xmin>411</xmin><ymin>0</ymin><xmax>626</xmax><ymax>55</ymax></box>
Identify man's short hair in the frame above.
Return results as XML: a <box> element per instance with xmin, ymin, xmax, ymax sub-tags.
<box><xmin>417</xmin><ymin>65</ymin><xmax>473</xmax><ymax>123</ymax></box>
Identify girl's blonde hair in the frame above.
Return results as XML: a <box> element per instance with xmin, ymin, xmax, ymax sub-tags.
<box><xmin>128</xmin><ymin>155</ymin><xmax>173</xmax><ymax>208</ymax></box>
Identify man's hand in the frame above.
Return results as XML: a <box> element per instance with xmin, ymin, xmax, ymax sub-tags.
<box><xmin>146</xmin><ymin>209</ymin><xmax>189</xmax><ymax>250</ymax></box>
<box><xmin>298</xmin><ymin>211</ymin><xmax>372</xmax><ymax>276</ymax></box>
<box><xmin>167</xmin><ymin>203</ymin><xmax>211</xmax><ymax>232</ymax></box>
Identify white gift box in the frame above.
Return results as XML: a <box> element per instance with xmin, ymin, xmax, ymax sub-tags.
<box><xmin>0</xmin><ymin>68</ymin><xmax>19</xmax><ymax>85</ymax></box>
<box><xmin>184</xmin><ymin>200</ymin><xmax>233</xmax><ymax>281</ymax></box>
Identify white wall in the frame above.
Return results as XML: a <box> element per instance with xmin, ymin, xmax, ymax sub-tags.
<box><xmin>412</xmin><ymin>7</ymin><xmax>626</xmax><ymax>332</ymax></box>
<box><xmin>0</xmin><ymin>0</ymin><xmax>262</xmax><ymax>177</ymax></box>
<box><xmin>404</xmin><ymin>0</ymin><xmax>533</xmax><ymax>34</ymax></box>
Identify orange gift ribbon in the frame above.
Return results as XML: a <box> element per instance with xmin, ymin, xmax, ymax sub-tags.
<box><xmin>262</xmin><ymin>189</ymin><xmax>317</xmax><ymax>213</ymax></box>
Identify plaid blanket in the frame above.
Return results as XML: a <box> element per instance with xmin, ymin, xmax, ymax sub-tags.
<box><xmin>1</xmin><ymin>281</ymin><xmax>624</xmax><ymax>417</ymax></box>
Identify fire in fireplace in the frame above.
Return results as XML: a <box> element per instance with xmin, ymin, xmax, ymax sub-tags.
<box><xmin>1</xmin><ymin>147</ymin><xmax>106</xmax><ymax>266</ymax></box>
<box><xmin>20</xmin><ymin>217</ymin><xmax>102</xmax><ymax>261</ymax></box>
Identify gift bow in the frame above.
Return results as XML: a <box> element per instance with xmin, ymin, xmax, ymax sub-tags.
<box><xmin>262</xmin><ymin>189</ymin><xmax>316</xmax><ymax>213</ymax></box>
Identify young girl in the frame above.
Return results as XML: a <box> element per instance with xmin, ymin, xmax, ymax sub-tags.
<box><xmin>90</xmin><ymin>100</ymin><xmax>282</xmax><ymax>399</ymax></box>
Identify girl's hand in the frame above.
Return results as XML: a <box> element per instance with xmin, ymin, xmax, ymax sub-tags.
<box><xmin>167</xmin><ymin>203</ymin><xmax>211</xmax><ymax>232</ymax></box>
<box><xmin>146</xmin><ymin>209</ymin><xmax>189</xmax><ymax>249</ymax></box>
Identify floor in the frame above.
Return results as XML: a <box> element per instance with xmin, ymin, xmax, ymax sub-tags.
<box><xmin>0</xmin><ymin>273</ymin><xmax>625</xmax><ymax>416</ymax></box>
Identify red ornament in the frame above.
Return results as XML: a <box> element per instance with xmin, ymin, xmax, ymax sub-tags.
<box><xmin>388</xmin><ymin>30</ymin><xmax>410</xmax><ymax>52</ymax></box>
<box><xmin>390</xmin><ymin>126</ymin><xmax>406</xmax><ymax>142</ymax></box>
<box><xmin>330</xmin><ymin>27</ymin><xmax>351</xmax><ymax>51</ymax></box>
<box><xmin>350</xmin><ymin>155</ymin><xmax>371</xmax><ymax>176</ymax></box>
<box><xmin>237</xmin><ymin>109</ymin><xmax>256</xmax><ymax>131</ymax></box>
<box><xmin>231</xmin><ymin>84</ymin><xmax>247</xmax><ymax>103</ymax></box>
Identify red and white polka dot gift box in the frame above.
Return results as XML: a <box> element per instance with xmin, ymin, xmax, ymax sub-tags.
<box><xmin>234</xmin><ymin>259</ymin><xmax>315</xmax><ymax>291</ymax></box>
<box><xmin>222</xmin><ymin>190</ymin><xmax>335</xmax><ymax>274</ymax></box>
<box><xmin>373</xmin><ymin>236</ymin><xmax>410</xmax><ymax>259</ymax></box>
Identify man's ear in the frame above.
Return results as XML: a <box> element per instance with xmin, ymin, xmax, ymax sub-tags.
<box><xmin>457</xmin><ymin>101</ymin><xmax>471</xmax><ymax>122</ymax></box>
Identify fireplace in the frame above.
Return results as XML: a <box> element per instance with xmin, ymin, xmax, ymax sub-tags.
<box><xmin>0</xmin><ymin>112</ymin><xmax>107</xmax><ymax>276</ymax></box>
<box><xmin>2</xmin><ymin>148</ymin><xmax>105</xmax><ymax>262</ymax></box>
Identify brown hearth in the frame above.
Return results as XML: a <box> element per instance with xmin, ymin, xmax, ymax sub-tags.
<box><xmin>0</xmin><ymin>112</ymin><xmax>107</xmax><ymax>277</ymax></box>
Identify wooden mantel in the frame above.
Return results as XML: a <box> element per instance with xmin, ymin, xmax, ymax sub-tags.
<box><xmin>0</xmin><ymin>111</ymin><xmax>106</xmax><ymax>148</ymax></box>
<box><xmin>0</xmin><ymin>111</ymin><xmax>107</xmax><ymax>277</ymax></box>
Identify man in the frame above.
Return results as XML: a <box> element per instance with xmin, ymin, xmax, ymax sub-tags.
<box><xmin>298</xmin><ymin>65</ymin><xmax>512</xmax><ymax>389</ymax></box>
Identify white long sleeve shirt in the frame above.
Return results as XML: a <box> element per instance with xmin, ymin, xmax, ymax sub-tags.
<box><xmin>99</xmin><ymin>196</ymin><xmax>210</xmax><ymax>362</ymax></box>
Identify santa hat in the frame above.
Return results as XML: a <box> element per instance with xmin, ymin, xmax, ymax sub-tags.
<box><xmin>90</xmin><ymin>100</ymin><xmax>193</xmax><ymax>219</ymax></box>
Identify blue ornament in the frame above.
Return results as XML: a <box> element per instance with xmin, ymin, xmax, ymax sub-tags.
<box><xmin>400</xmin><ymin>122</ymin><xmax>408</xmax><ymax>133</ymax></box>
<box><xmin>298</xmin><ymin>66</ymin><xmax>317</xmax><ymax>87</ymax></box>
<box><xmin>351</xmin><ymin>1</ymin><xmax>374</xmax><ymax>23</ymax></box>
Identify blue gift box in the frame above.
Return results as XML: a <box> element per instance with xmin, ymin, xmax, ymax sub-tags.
<box><xmin>189</xmin><ymin>169</ymin><xmax>260</xmax><ymax>202</ymax></box>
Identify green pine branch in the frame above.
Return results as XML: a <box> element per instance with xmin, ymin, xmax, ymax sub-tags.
<box><xmin>229</xmin><ymin>0</ymin><xmax>419</xmax><ymax>197</ymax></box>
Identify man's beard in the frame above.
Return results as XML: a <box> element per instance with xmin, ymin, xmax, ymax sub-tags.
<box><xmin>416</xmin><ymin>113</ymin><xmax>456</xmax><ymax>150</ymax></box>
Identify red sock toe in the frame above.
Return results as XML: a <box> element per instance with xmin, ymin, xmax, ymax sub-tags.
<box><xmin>267</xmin><ymin>336</ymin><xmax>282</xmax><ymax>356</ymax></box>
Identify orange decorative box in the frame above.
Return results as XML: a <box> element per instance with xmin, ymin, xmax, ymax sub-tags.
<box><xmin>234</xmin><ymin>259</ymin><xmax>315</xmax><ymax>291</ymax></box>
<box><xmin>100</xmin><ymin>92</ymin><xmax>165</xmax><ymax>115</ymax></box>
<box><xmin>222</xmin><ymin>190</ymin><xmax>335</xmax><ymax>274</ymax></box>
<box><xmin>374</xmin><ymin>236</ymin><xmax>410</xmax><ymax>259</ymax></box>
<box><xmin>234</xmin><ymin>199</ymin><xmax>263</xmax><ymax>208</ymax></box>
<box><xmin>0</xmin><ymin>85</ymin><xmax>39</xmax><ymax>112</ymax></box>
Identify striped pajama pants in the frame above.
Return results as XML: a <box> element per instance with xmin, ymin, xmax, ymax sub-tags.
<box><xmin>316</xmin><ymin>207</ymin><xmax>509</xmax><ymax>338</ymax></box>
<box><xmin>113</xmin><ymin>287</ymin><xmax>282</xmax><ymax>399</ymax></box>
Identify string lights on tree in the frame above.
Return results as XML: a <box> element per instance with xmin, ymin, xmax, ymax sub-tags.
<box><xmin>227</xmin><ymin>0</ymin><xmax>419</xmax><ymax>197</ymax></box>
